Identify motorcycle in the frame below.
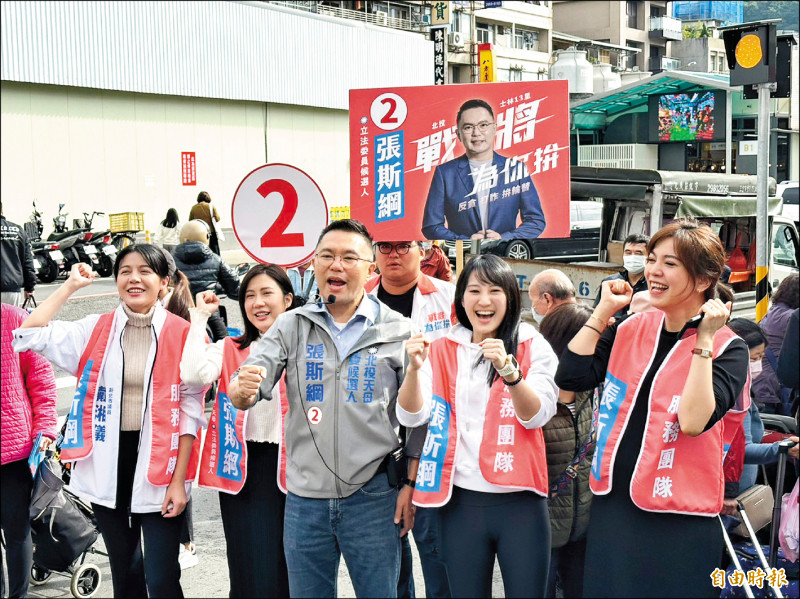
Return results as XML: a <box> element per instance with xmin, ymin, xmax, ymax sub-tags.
<box><xmin>46</xmin><ymin>204</ymin><xmax>94</xmax><ymax>276</ymax></box>
<box><xmin>79</xmin><ymin>211</ymin><xmax>116</xmax><ymax>277</ymax></box>
<box><xmin>25</xmin><ymin>201</ymin><xmax>64</xmax><ymax>284</ymax></box>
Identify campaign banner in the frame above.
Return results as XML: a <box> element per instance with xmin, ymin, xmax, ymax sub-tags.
<box><xmin>349</xmin><ymin>80</ymin><xmax>570</xmax><ymax>242</ymax></box>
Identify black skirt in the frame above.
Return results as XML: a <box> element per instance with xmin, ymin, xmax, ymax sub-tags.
<box><xmin>583</xmin><ymin>490</ymin><xmax>724</xmax><ymax>598</ymax></box>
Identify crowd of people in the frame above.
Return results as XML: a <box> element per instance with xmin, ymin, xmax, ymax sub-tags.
<box><xmin>1</xmin><ymin>214</ymin><xmax>798</xmax><ymax>599</ymax></box>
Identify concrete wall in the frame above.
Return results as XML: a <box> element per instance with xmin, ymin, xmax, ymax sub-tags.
<box><xmin>0</xmin><ymin>81</ymin><xmax>349</xmax><ymax>233</ymax></box>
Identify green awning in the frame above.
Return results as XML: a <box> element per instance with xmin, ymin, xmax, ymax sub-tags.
<box><xmin>675</xmin><ymin>196</ymin><xmax>783</xmax><ymax>218</ymax></box>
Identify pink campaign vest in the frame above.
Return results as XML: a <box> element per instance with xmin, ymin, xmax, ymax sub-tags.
<box><xmin>198</xmin><ymin>338</ymin><xmax>288</xmax><ymax>494</ymax></box>
<box><xmin>413</xmin><ymin>336</ymin><xmax>549</xmax><ymax>508</ymax></box>
<box><xmin>60</xmin><ymin>311</ymin><xmax>200</xmax><ymax>486</ymax></box>
<box><xmin>591</xmin><ymin>310</ymin><xmax>750</xmax><ymax>515</ymax></box>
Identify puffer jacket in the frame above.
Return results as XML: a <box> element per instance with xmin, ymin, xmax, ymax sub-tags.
<box><xmin>543</xmin><ymin>389</ymin><xmax>594</xmax><ymax>549</ymax></box>
<box><xmin>172</xmin><ymin>241</ymin><xmax>240</xmax><ymax>299</ymax></box>
<box><xmin>1</xmin><ymin>303</ymin><xmax>58</xmax><ymax>464</ymax></box>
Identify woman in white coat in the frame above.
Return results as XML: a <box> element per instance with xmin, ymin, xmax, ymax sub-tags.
<box><xmin>13</xmin><ymin>245</ymin><xmax>206</xmax><ymax>598</ymax></box>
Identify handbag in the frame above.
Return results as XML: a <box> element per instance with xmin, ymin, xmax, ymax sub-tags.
<box><xmin>732</xmin><ymin>483</ymin><xmax>774</xmax><ymax>537</ymax></box>
<box><xmin>22</xmin><ymin>294</ymin><xmax>37</xmax><ymax>312</ymax></box>
<box><xmin>209</xmin><ymin>203</ymin><xmax>225</xmax><ymax>242</ymax></box>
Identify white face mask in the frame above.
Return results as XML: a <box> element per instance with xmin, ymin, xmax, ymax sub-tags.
<box><xmin>749</xmin><ymin>360</ymin><xmax>763</xmax><ymax>379</ymax></box>
<box><xmin>623</xmin><ymin>255</ymin><xmax>646</xmax><ymax>274</ymax></box>
<box><xmin>532</xmin><ymin>307</ymin><xmax>546</xmax><ymax>324</ymax></box>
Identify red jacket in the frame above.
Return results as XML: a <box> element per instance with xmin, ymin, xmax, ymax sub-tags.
<box><xmin>420</xmin><ymin>245</ymin><xmax>453</xmax><ymax>283</ymax></box>
<box><xmin>1</xmin><ymin>303</ymin><xmax>58</xmax><ymax>465</ymax></box>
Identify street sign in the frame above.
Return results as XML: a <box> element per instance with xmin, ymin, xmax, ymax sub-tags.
<box><xmin>738</xmin><ymin>140</ymin><xmax>757</xmax><ymax>155</ymax></box>
<box><xmin>231</xmin><ymin>164</ymin><xmax>329</xmax><ymax>267</ymax></box>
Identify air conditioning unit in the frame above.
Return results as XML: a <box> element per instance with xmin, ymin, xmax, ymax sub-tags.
<box><xmin>375</xmin><ymin>11</ymin><xmax>387</xmax><ymax>25</ymax></box>
<box><xmin>449</xmin><ymin>31</ymin><xmax>465</xmax><ymax>49</ymax></box>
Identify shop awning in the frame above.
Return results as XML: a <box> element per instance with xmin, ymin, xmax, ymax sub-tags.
<box><xmin>674</xmin><ymin>195</ymin><xmax>784</xmax><ymax>218</ymax></box>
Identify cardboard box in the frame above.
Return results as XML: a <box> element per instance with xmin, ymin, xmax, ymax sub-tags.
<box><xmin>607</xmin><ymin>241</ymin><xmax>624</xmax><ymax>265</ymax></box>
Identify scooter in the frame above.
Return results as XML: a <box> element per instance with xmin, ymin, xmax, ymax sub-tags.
<box><xmin>25</xmin><ymin>201</ymin><xmax>64</xmax><ymax>284</ymax></box>
<box><xmin>46</xmin><ymin>205</ymin><xmax>93</xmax><ymax>276</ymax></box>
<box><xmin>78</xmin><ymin>211</ymin><xmax>115</xmax><ymax>277</ymax></box>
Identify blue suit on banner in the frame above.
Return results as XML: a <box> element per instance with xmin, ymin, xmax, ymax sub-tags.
<box><xmin>421</xmin><ymin>152</ymin><xmax>546</xmax><ymax>241</ymax></box>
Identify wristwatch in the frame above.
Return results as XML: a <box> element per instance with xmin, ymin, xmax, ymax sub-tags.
<box><xmin>692</xmin><ymin>347</ymin><xmax>713</xmax><ymax>359</ymax></box>
<box><xmin>496</xmin><ymin>355</ymin><xmax>519</xmax><ymax>378</ymax></box>
<box><xmin>402</xmin><ymin>478</ymin><xmax>416</xmax><ymax>489</ymax></box>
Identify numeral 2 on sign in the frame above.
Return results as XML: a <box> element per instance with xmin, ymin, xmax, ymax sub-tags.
<box><xmin>258</xmin><ymin>179</ymin><xmax>304</xmax><ymax>247</ymax></box>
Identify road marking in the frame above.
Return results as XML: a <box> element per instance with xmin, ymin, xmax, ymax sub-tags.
<box><xmin>56</xmin><ymin>375</ymin><xmax>77</xmax><ymax>389</ymax></box>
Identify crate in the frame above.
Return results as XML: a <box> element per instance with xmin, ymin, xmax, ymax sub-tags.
<box><xmin>109</xmin><ymin>212</ymin><xmax>144</xmax><ymax>232</ymax></box>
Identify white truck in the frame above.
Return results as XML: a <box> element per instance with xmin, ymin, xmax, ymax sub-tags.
<box><xmin>489</xmin><ymin>167</ymin><xmax>799</xmax><ymax>320</ymax></box>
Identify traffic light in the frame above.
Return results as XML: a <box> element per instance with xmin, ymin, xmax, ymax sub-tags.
<box><xmin>722</xmin><ymin>23</ymin><xmax>777</xmax><ymax>87</ymax></box>
<box><xmin>742</xmin><ymin>33</ymin><xmax>794</xmax><ymax>100</ymax></box>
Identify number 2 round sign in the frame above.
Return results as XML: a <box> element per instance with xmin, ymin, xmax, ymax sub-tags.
<box><xmin>231</xmin><ymin>164</ymin><xmax>329</xmax><ymax>267</ymax></box>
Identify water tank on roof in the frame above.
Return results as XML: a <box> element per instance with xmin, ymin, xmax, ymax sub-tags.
<box><xmin>592</xmin><ymin>63</ymin><xmax>621</xmax><ymax>93</ymax></box>
<box><xmin>549</xmin><ymin>47</ymin><xmax>593</xmax><ymax>95</ymax></box>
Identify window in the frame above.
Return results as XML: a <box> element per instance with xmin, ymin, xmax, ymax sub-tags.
<box><xmin>719</xmin><ymin>55</ymin><xmax>726</xmax><ymax>72</ymax></box>
<box><xmin>476</xmin><ymin>23</ymin><xmax>490</xmax><ymax>44</ymax></box>
<box><xmin>512</xmin><ymin>28</ymin><xmax>539</xmax><ymax>51</ymax></box>
<box><xmin>508</xmin><ymin>69</ymin><xmax>522</xmax><ymax>81</ymax></box>
<box><xmin>627</xmin><ymin>1</ymin><xmax>640</xmax><ymax>29</ymax></box>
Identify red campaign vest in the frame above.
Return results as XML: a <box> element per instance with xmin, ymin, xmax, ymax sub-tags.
<box><xmin>591</xmin><ymin>310</ymin><xmax>750</xmax><ymax>515</ymax></box>
<box><xmin>413</xmin><ymin>335</ymin><xmax>549</xmax><ymax>507</ymax></box>
<box><xmin>198</xmin><ymin>338</ymin><xmax>289</xmax><ymax>494</ymax></box>
<box><xmin>60</xmin><ymin>311</ymin><xmax>199</xmax><ymax>486</ymax></box>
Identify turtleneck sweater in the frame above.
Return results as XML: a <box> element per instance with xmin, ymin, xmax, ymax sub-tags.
<box><xmin>120</xmin><ymin>303</ymin><xmax>155</xmax><ymax>431</ymax></box>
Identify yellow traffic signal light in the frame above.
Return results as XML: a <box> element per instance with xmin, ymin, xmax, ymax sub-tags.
<box><xmin>722</xmin><ymin>23</ymin><xmax>777</xmax><ymax>87</ymax></box>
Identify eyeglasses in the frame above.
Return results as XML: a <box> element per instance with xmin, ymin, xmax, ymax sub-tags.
<box><xmin>314</xmin><ymin>252</ymin><xmax>372</xmax><ymax>268</ymax></box>
<box><xmin>375</xmin><ymin>242</ymin><xmax>416</xmax><ymax>255</ymax></box>
<box><xmin>460</xmin><ymin>121</ymin><xmax>495</xmax><ymax>134</ymax></box>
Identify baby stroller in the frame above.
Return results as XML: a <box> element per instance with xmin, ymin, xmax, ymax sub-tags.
<box><xmin>28</xmin><ymin>452</ymin><xmax>106</xmax><ymax>598</ymax></box>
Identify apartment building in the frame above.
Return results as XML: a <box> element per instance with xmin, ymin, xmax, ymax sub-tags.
<box><xmin>553</xmin><ymin>0</ymin><xmax>681</xmax><ymax>73</ymax></box>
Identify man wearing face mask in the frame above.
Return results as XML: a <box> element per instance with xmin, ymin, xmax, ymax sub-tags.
<box><xmin>594</xmin><ymin>234</ymin><xmax>649</xmax><ymax>320</ymax></box>
<box><xmin>528</xmin><ymin>269</ymin><xmax>576</xmax><ymax>325</ymax></box>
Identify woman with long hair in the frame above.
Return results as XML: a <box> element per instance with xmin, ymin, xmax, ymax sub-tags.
<box><xmin>397</xmin><ymin>254</ymin><xmax>558</xmax><ymax>598</ymax></box>
<box><xmin>12</xmin><ymin>245</ymin><xmax>207</xmax><ymax>597</ymax></box>
<box><xmin>555</xmin><ymin>219</ymin><xmax>750</xmax><ymax>598</ymax></box>
<box><xmin>158</xmin><ymin>208</ymin><xmax>181</xmax><ymax>254</ymax></box>
<box><xmin>180</xmin><ymin>263</ymin><xmax>298</xmax><ymax>597</ymax></box>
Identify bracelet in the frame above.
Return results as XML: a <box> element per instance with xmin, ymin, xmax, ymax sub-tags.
<box><xmin>583</xmin><ymin>323</ymin><xmax>603</xmax><ymax>335</ymax></box>
<box><xmin>402</xmin><ymin>478</ymin><xmax>416</xmax><ymax>489</ymax></box>
<box><xmin>692</xmin><ymin>347</ymin><xmax>713</xmax><ymax>359</ymax></box>
<box><xmin>588</xmin><ymin>314</ymin><xmax>608</xmax><ymax>330</ymax></box>
<box><xmin>506</xmin><ymin>370</ymin><xmax>525</xmax><ymax>386</ymax></box>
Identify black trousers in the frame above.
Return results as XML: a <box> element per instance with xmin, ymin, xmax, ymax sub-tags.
<box><xmin>1</xmin><ymin>459</ymin><xmax>33</xmax><ymax>598</ymax></box>
<box><xmin>439</xmin><ymin>487</ymin><xmax>550</xmax><ymax>599</ymax></box>
<box><xmin>219</xmin><ymin>441</ymin><xmax>289</xmax><ymax>598</ymax></box>
<box><xmin>91</xmin><ymin>429</ymin><xmax>183</xmax><ymax>598</ymax></box>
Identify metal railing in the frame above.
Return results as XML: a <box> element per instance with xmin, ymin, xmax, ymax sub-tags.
<box><xmin>307</xmin><ymin>3</ymin><xmax>428</xmax><ymax>32</ymax></box>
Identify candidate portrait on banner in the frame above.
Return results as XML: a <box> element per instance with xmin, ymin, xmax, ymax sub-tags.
<box><xmin>421</xmin><ymin>98</ymin><xmax>545</xmax><ymax>241</ymax></box>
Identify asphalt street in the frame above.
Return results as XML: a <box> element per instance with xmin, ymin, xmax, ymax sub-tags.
<box><xmin>20</xmin><ymin>263</ymin><xmax>506</xmax><ymax>598</ymax></box>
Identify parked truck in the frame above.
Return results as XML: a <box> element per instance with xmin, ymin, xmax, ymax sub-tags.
<box><xmin>486</xmin><ymin>167</ymin><xmax>799</xmax><ymax>321</ymax></box>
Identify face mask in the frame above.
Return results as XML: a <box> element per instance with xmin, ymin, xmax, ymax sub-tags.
<box><xmin>532</xmin><ymin>307</ymin><xmax>546</xmax><ymax>324</ymax></box>
<box><xmin>749</xmin><ymin>360</ymin><xmax>762</xmax><ymax>379</ymax></box>
<box><xmin>623</xmin><ymin>255</ymin><xmax>646</xmax><ymax>274</ymax></box>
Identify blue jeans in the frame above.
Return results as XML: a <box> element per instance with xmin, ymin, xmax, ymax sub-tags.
<box><xmin>284</xmin><ymin>472</ymin><xmax>401</xmax><ymax>598</ymax></box>
<box><xmin>412</xmin><ymin>507</ymin><xmax>451</xmax><ymax>598</ymax></box>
